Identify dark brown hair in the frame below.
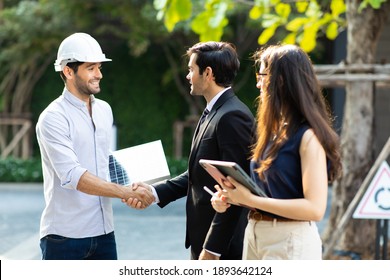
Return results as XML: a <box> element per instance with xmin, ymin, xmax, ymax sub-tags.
<box><xmin>252</xmin><ymin>44</ymin><xmax>342</xmax><ymax>182</ymax></box>
<box><xmin>186</xmin><ymin>41</ymin><xmax>240</xmax><ymax>87</ymax></box>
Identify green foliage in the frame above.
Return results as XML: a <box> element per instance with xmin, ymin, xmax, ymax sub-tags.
<box><xmin>152</xmin><ymin>0</ymin><xmax>381</xmax><ymax>56</ymax></box>
<box><xmin>155</xmin><ymin>0</ymin><xmax>192</xmax><ymax>32</ymax></box>
<box><xmin>0</xmin><ymin>1</ymin><xmax>72</xmax><ymax>68</ymax></box>
<box><xmin>359</xmin><ymin>0</ymin><xmax>388</xmax><ymax>11</ymax></box>
<box><xmin>191</xmin><ymin>0</ymin><xmax>230</xmax><ymax>41</ymax></box>
<box><xmin>0</xmin><ymin>0</ymin><xmax>79</xmax><ymax>115</ymax></box>
<box><xmin>152</xmin><ymin>0</ymin><xmax>351</xmax><ymax>53</ymax></box>
<box><xmin>0</xmin><ymin>157</ymin><xmax>43</xmax><ymax>182</ymax></box>
<box><xmin>251</xmin><ymin>0</ymin><xmax>347</xmax><ymax>53</ymax></box>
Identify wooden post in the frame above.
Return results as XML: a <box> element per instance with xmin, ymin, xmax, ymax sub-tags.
<box><xmin>173</xmin><ymin>121</ymin><xmax>184</xmax><ymax>159</ymax></box>
<box><xmin>0</xmin><ymin>116</ymin><xmax>32</xmax><ymax>159</ymax></box>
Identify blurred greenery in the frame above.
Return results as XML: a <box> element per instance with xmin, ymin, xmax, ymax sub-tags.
<box><xmin>0</xmin><ymin>157</ymin><xmax>43</xmax><ymax>182</ymax></box>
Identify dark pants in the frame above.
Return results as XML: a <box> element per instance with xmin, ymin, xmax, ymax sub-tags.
<box><xmin>40</xmin><ymin>231</ymin><xmax>117</xmax><ymax>260</ymax></box>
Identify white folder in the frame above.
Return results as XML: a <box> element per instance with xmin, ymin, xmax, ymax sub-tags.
<box><xmin>109</xmin><ymin>140</ymin><xmax>170</xmax><ymax>185</ymax></box>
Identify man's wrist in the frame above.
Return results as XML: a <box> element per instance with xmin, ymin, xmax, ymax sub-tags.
<box><xmin>205</xmin><ymin>248</ymin><xmax>221</xmax><ymax>257</ymax></box>
<box><xmin>150</xmin><ymin>185</ymin><xmax>159</xmax><ymax>204</ymax></box>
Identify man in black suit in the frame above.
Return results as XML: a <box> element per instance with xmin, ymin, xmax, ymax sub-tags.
<box><xmin>128</xmin><ymin>42</ymin><xmax>254</xmax><ymax>260</ymax></box>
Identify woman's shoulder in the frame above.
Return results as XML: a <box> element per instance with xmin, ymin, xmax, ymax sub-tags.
<box><xmin>300</xmin><ymin>128</ymin><xmax>323</xmax><ymax>154</ymax></box>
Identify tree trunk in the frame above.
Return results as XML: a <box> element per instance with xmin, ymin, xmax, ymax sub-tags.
<box><xmin>322</xmin><ymin>1</ymin><xmax>390</xmax><ymax>259</ymax></box>
<box><xmin>0</xmin><ymin>52</ymin><xmax>52</xmax><ymax>158</ymax></box>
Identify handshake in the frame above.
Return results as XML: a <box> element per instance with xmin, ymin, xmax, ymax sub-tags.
<box><xmin>121</xmin><ymin>182</ymin><xmax>155</xmax><ymax>209</ymax></box>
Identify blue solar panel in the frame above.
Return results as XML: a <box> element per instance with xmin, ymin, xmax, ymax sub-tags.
<box><xmin>108</xmin><ymin>154</ymin><xmax>130</xmax><ymax>186</ymax></box>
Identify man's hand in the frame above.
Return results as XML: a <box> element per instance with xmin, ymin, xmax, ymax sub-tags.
<box><xmin>122</xmin><ymin>182</ymin><xmax>155</xmax><ymax>209</ymax></box>
<box><xmin>211</xmin><ymin>185</ymin><xmax>231</xmax><ymax>213</ymax></box>
<box><xmin>121</xmin><ymin>182</ymin><xmax>154</xmax><ymax>209</ymax></box>
<box><xmin>198</xmin><ymin>249</ymin><xmax>220</xmax><ymax>260</ymax></box>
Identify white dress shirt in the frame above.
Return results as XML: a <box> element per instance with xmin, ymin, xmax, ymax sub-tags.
<box><xmin>36</xmin><ymin>88</ymin><xmax>114</xmax><ymax>239</ymax></box>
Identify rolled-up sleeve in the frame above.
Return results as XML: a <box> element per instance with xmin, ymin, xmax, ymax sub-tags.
<box><xmin>37</xmin><ymin>109</ymin><xmax>86</xmax><ymax>190</ymax></box>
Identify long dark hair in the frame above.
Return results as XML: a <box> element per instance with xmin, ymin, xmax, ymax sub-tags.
<box><xmin>252</xmin><ymin>44</ymin><xmax>342</xmax><ymax>182</ymax></box>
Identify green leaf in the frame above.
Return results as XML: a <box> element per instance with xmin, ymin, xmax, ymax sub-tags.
<box><xmin>358</xmin><ymin>1</ymin><xmax>369</xmax><ymax>12</ymax></box>
<box><xmin>191</xmin><ymin>12</ymin><xmax>209</xmax><ymax>34</ymax></box>
<box><xmin>364</xmin><ymin>0</ymin><xmax>387</xmax><ymax>9</ymax></box>
<box><xmin>296</xmin><ymin>1</ymin><xmax>309</xmax><ymax>13</ymax></box>
<box><xmin>163</xmin><ymin>0</ymin><xmax>192</xmax><ymax>32</ymax></box>
<box><xmin>300</xmin><ymin>24</ymin><xmax>318</xmax><ymax>52</ymax></box>
<box><xmin>286</xmin><ymin>17</ymin><xmax>308</xmax><ymax>32</ymax></box>
<box><xmin>164</xmin><ymin>6</ymin><xmax>179</xmax><ymax>31</ymax></box>
<box><xmin>305</xmin><ymin>0</ymin><xmax>321</xmax><ymax>18</ymax></box>
<box><xmin>330</xmin><ymin>0</ymin><xmax>346</xmax><ymax>17</ymax></box>
<box><xmin>326</xmin><ymin>21</ymin><xmax>339</xmax><ymax>40</ymax></box>
<box><xmin>283</xmin><ymin>32</ymin><xmax>297</xmax><ymax>44</ymax></box>
<box><xmin>275</xmin><ymin>3</ymin><xmax>291</xmax><ymax>19</ymax></box>
<box><xmin>200</xmin><ymin>26</ymin><xmax>224</xmax><ymax>41</ymax></box>
<box><xmin>258</xmin><ymin>24</ymin><xmax>278</xmax><ymax>45</ymax></box>
<box><xmin>249</xmin><ymin>6</ymin><xmax>263</xmax><ymax>20</ymax></box>
<box><xmin>191</xmin><ymin>9</ymin><xmax>228</xmax><ymax>42</ymax></box>
<box><xmin>320</xmin><ymin>13</ymin><xmax>334</xmax><ymax>24</ymax></box>
<box><xmin>175</xmin><ymin>0</ymin><xmax>192</xmax><ymax>19</ymax></box>
<box><xmin>270</xmin><ymin>0</ymin><xmax>281</xmax><ymax>5</ymax></box>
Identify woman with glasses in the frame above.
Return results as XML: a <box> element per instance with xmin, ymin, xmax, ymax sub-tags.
<box><xmin>211</xmin><ymin>44</ymin><xmax>342</xmax><ymax>260</ymax></box>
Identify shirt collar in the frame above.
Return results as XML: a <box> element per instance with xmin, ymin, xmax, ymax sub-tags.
<box><xmin>62</xmin><ymin>87</ymin><xmax>95</xmax><ymax>108</ymax></box>
<box><xmin>206</xmin><ymin>86</ymin><xmax>231</xmax><ymax>112</ymax></box>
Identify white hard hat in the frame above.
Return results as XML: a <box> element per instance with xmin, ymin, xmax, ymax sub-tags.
<box><xmin>54</xmin><ymin>32</ymin><xmax>112</xmax><ymax>72</ymax></box>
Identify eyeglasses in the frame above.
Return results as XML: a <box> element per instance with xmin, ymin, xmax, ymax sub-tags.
<box><xmin>256</xmin><ymin>73</ymin><xmax>267</xmax><ymax>83</ymax></box>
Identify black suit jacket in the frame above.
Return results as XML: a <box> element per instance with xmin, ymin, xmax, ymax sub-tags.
<box><xmin>154</xmin><ymin>89</ymin><xmax>255</xmax><ymax>259</ymax></box>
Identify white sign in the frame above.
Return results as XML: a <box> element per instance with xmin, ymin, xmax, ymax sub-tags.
<box><xmin>353</xmin><ymin>161</ymin><xmax>390</xmax><ymax>219</ymax></box>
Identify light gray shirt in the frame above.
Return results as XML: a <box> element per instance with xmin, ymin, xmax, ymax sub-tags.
<box><xmin>36</xmin><ymin>88</ymin><xmax>114</xmax><ymax>239</ymax></box>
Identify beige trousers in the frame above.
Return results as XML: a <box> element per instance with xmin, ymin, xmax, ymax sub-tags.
<box><xmin>243</xmin><ymin>218</ymin><xmax>322</xmax><ymax>260</ymax></box>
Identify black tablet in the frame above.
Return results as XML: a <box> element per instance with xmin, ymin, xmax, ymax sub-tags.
<box><xmin>199</xmin><ymin>159</ymin><xmax>267</xmax><ymax>197</ymax></box>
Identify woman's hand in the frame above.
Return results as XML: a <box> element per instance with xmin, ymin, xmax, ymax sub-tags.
<box><xmin>222</xmin><ymin>176</ymin><xmax>252</xmax><ymax>206</ymax></box>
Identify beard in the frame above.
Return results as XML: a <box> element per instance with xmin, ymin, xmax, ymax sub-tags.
<box><xmin>74</xmin><ymin>75</ymin><xmax>101</xmax><ymax>96</ymax></box>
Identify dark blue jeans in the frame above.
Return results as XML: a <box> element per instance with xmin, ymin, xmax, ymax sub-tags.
<box><xmin>40</xmin><ymin>231</ymin><xmax>117</xmax><ymax>260</ymax></box>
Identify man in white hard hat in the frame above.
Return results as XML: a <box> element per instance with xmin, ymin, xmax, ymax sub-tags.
<box><xmin>36</xmin><ymin>33</ymin><xmax>154</xmax><ymax>260</ymax></box>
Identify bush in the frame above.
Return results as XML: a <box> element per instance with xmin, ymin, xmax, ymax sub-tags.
<box><xmin>0</xmin><ymin>157</ymin><xmax>188</xmax><ymax>183</ymax></box>
<box><xmin>166</xmin><ymin>157</ymin><xmax>188</xmax><ymax>177</ymax></box>
<box><xmin>0</xmin><ymin>157</ymin><xmax>43</xmax><ymax>182</ymax></box>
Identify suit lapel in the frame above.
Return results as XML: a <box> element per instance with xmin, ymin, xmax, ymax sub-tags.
<box><xmin>189</xmin><ymin>89</ymin><xmax>235</xmax><ymax>168</ymax></box>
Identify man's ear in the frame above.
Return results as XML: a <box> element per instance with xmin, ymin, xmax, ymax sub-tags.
<box><xmin>63</xmin><ymin>66</ymin><xmax>74</xmax><ymax>80</ymax></box>
<box><xmin>205</xmin><ymin>66</ymin><xmax>214</xmax><ymax>81</ymax></box>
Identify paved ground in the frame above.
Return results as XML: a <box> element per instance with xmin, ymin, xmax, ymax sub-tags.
<box><xmin>0</xmin><ymin>183</ymin><xmax>188</xmax><ymax>260</ymax></box>
<box><xmin>0</xmin><ymin>183</ymin><xmax>331</xmax><ymax>260</ymax></box>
